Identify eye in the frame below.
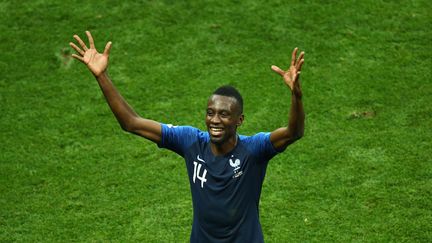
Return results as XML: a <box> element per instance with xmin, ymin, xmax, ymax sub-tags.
<box><xmin>206</xmin><ymin>110</ymin><xmax>214</xmax><ymax>116</ymax></box>
<box><xmin>220</xmin><ymin>111</ymin><xmax>230</xmax><ymax>118</ymax></box>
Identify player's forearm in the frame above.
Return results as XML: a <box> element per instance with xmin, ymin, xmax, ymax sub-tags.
<box><xmin>95</xmin><ymin>72</ymin><xmax>139</xmax><ymax>131</ymax></box>
<box><xmin>287</xmin><ymin>90</ymin><xmax>304</xmax><ymax>140</ymax></box>
<box><xmin>269</xmin><ymin>90</ymin><xmax>304</xmax><ymax>150</ymax></box>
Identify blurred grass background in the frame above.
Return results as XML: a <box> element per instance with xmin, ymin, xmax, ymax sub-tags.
<box><xmin>1</xmin><ymin>0</ymin><xmax>431</xmax><ymax>242</ymax></box>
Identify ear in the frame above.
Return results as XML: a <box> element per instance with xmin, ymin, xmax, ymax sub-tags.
<box><xmin>237</xmin><ymin>114</ymin><xmax>244</xmax><ymax>127</ymax></box>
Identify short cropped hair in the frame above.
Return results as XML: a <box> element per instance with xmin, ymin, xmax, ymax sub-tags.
<box><xmin>212</xmin><ymin>85</ymin><xmax>243</xmax><ymax>114</ymax></box>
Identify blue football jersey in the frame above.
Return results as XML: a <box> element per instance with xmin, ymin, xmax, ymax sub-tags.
<box><xmin>158</xmin><ymin>124</ymin><xmax>280</xmax><ymax>243</ymax></box>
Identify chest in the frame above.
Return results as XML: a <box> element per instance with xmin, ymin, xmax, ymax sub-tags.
<box><xmin>184</xmin><ymin>143</ymin><xmax>261</xmax><ymax>191</ymax></box>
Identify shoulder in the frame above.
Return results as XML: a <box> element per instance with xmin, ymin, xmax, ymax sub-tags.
<box><xmin>161</xmin><ymin>124</ymin><xmax>209</xmax><ymax>141</ymax></box>
<box><xmin>239</xmin><ymin>132</ymin><xmax>278</xmax><ymax>159</ymax></box>
<box><xmin>239</xmin><ymin>132</ymin><xmax>271</xmax><ymax>144</ymax></box>
<box><xmin>159</xmin><ymin>124</ymin><xmax>209</xmax><ymax>156</ymax></box>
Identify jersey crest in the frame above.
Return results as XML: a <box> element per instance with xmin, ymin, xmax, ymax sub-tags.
<box><xmin>230</xmin><ymin>155</ymin><xmax>243</xmax><ymax>178</ymax></box>
<box><xmin>229</xmin><ymin>158</ymin><xmax>240</xmax><ymax>169</ymax></box>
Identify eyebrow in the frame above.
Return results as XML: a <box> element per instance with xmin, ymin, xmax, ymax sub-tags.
<box><xmin>206</xmin><ymin>108</ymin><xmax>231</xmax><ymax>113</ymax></box>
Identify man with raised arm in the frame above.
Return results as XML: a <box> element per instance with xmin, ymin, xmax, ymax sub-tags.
<box><xmin>70</xmin><ymin>31</ymin><xmax>304</xmax><ymax>243</ymax></box>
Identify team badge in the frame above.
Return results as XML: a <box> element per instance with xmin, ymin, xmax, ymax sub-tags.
<box><xmin>229</xmin><ymin>155</ymin><xmax>243</xmax><ymax>178</ymax></box>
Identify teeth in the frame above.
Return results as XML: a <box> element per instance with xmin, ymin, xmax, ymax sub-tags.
<box><xmin>211</xmin><ymin>128</ymin><xmax>223</xmax><ymax>132</ymax></box>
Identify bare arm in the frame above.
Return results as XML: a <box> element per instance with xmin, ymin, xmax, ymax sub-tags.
<box><xmin>69</xmin><ymin>31</ymin><xmax>161</xmax><ymax>143</ymax></box>
<box><xmin>269</xmin><ymin>48</ymin><xmax>305</xmax><ymax>151</ymax></box>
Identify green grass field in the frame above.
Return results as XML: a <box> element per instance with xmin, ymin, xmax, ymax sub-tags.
<box><xmin>1</xmin><ymin>0</ymin><xmax>431</xmax><ymax>242</ymax></box>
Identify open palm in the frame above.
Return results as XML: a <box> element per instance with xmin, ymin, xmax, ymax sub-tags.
<box><xmin>70</xmin><ymin>31</ymin><xmax>112</xmax><ymax>77</ymax></box>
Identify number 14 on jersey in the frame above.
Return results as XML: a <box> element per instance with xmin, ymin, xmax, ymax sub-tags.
<box><xmin>193</xmin><ymin>161</ymin><xmax>207</xmax><ymax>188</ymax></box>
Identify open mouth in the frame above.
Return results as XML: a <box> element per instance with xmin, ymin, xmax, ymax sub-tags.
<box><xmin>209</xmin><ymin>127</ymin><xmax>224</xmax><ymax>136</ymax></box>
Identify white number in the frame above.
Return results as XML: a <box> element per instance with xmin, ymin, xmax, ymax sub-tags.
<box><xmin>193</xmin><ymin>161</ymin><xmax>207</xmax><ymax>188</ymax></box>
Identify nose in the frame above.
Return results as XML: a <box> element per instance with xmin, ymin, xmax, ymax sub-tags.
<box><xmin>210</xmin><ymin>114</ymin><xmax>221</xmax><ymax>124</ymax></box>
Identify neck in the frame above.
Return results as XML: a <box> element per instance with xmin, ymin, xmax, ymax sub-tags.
<box><xmin>210</xmin><ymin>135</ymin><xmax>238</xmax><ymax>156</ymax></box>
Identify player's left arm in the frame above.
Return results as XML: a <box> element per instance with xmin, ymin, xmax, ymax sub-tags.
<box><xmin>269</xmin><ymin>48</ymin><xmax>305</xmax><ymax>151</ymax></box>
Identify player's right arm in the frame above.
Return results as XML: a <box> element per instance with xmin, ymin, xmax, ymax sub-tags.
<box><xmin>69</xmin><ymin>31</ymin><xmax>161</xmax><ymax>143</ymax></box>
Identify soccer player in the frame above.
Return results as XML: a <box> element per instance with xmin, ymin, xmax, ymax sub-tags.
<box><xmin>70</xmin><ymin>31</ymin><xmax>304</xmax><ymax>242</ymax></box>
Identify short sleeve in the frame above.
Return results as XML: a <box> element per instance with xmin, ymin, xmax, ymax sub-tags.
<box><xmin>248</xmin><ymin>132</ymin><xmax>280</xmax><ymax>161</ymax></box>
<box><xmin>157</xmin><ymin>124</ymin><xmax>200</xmax><ymax>157</ymax></box>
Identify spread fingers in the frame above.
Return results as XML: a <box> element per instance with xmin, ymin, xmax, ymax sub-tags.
<box><xmin>73</xmin><ymin>34</ymin><xmax>88</xmax><ymax>51</ymax></box>
<box><xmin>69</xmin><ymin>42</ymin><xmax>84</xmax><ymax>56</ymax></box>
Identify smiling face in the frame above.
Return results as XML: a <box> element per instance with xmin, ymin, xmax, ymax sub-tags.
<box><xmin>206</xmin><ymin>94</ymin><xmax>244</xmax><ymax>145</ymax></box>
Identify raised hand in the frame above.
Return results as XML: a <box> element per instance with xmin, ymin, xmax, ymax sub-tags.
<box><xmin>271</xmin><ymin>48</ymin><xmax>305</xmax><ymax>94</ymax></box>
<box><xmin>69</xmin><ymin>31</ymin><xmax>112</xmax><ymax>77</ymax></box>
